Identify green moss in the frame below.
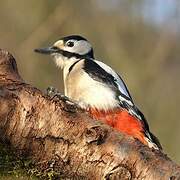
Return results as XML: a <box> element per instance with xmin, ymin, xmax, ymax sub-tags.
<box><xmin>0</xmin><ymin>142</ymin><xmax>38</xmax><ymax>180</ymax></box>
<box><xmin>0</xmin><ymin>143</ymin><xmax>63</xmax><ymax>180</ymax></box>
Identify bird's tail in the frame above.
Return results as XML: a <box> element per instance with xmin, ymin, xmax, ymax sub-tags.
<box><xmin>146</xmin><ymin>132</ymin><xmax>162</xmax><ymax>150</ymax></box>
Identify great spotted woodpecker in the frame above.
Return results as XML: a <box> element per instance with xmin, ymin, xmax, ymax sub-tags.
<box><xmin>35</xmin><ymin>35</ymin><xmax>162</xmax><ymax>150</ymax></box>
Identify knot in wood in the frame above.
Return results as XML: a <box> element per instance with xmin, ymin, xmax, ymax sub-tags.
<box><xmin>85</xmin><ymin>126</ymin><xmax>108</xmax><ymax>145</ymax></box>
<box><xmin>105</xmin><ymin>165</ymin><xmax>132</xmax><ymax>180</ymax></box>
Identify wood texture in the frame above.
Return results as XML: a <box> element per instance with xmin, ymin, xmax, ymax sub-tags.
<box><xmin>0</xmin><ymin>49</ymin><xmax>179</xmax><ymax>179</ymax></box>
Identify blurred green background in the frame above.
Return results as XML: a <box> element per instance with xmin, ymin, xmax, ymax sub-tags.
<box><xmin>0</xmin><ymin>0</ymin><xmax>179</xmax><ymax>164</ymax></box>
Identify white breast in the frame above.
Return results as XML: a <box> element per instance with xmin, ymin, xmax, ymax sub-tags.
<box><xmin>66</xmin><ymin>66</ymin><xmax>120</xmax><ymax>111</ymax></box>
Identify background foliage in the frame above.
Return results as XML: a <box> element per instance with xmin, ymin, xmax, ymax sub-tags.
<box><xmin>0</xmin><ymin>0</ymin><xmax>179</xmax><ymax>178</ymax></box>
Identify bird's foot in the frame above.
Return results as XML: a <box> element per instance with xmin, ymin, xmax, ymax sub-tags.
<box><xmin>46</xmin><ymin>86</ymin><xmax>60</xmax><ymax>97</ymax></box>
<box><xmin>46</xmin><ymin>86</ymin><xmax>75</xmax><ymax>105</ymax></box>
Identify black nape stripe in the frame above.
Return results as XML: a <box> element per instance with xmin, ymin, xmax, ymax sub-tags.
<box><xmin>87</xmin><ymin>49</ymin><xmax>94</xmax><ymax>59</ymax></box>
<box><xmin>68</xmin><ymin>60</ymin><xmax>81</xmax><ymax>73</ymax></box>
<box><xmin>57</xmin><ymin>48</ymin><xmax>94</xmax><ymax>59</ymax></box>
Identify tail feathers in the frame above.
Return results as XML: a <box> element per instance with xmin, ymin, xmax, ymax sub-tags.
<box><xmin>123</xmin><ymin>104</ymin><xmax>162</xmax><ymax>150</ymax></box>
<box><xmin>144</xmin><ymin>137</ymin><xmax>158</xmax><ymax>150</ymax></box>
<box><xmin>149</xmin><ymin>132</ymin><xmax>162</xmax><ymax>150</ymax></box>
<box><xmin>144</xmin><ymin>131</ymin><xmax>162</xmax><ymax>150</ymax></box>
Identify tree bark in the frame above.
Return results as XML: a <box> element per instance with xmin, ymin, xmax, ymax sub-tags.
<box><xmin>0</xmin><ymin>49</ymin><xmax>179</xmax><ymax>180</ymax></box>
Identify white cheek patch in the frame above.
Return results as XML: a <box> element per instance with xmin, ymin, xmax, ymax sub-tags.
<box><xmin>63</xmin><ymin>40</ymin><xmax>92</xmax><ymax>55</ymax></box>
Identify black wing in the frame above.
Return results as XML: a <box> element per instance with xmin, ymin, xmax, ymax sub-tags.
<box><xmin>83</xmin><ymin>59</ymin><xmax>132</xmax><ymax>101</ymax></box>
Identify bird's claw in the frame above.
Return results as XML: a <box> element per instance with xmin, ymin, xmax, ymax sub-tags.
<box><xmin>46</xmin><ymin>86</ymin><xmax>60</xmax><ymax>97</ymax></box>
<box><xmin>46</xmin><ymin>86</ymin><xmax>75</xmax><ymax>105</ymax></box>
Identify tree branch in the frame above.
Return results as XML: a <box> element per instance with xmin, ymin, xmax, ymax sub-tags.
<box><xmin>0</xmin><ymin>49</ymin><xmax>179</xmax><ymax>179</ymax></box>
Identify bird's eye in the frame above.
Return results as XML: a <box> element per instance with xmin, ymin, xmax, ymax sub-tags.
<box><xmin>66</xmin><ymin>41</ymin><xmax>74</xmax><ymax>47</ymax></box>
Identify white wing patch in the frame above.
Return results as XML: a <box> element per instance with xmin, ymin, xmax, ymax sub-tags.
<box><xmin>94</xmin><ymin>60</ymin><xmax>132</xmax><ymax>99</ymax></box>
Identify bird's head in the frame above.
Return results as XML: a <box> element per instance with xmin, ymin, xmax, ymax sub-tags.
<box><xmin>34</xmin><ymin>35</ymin><xmax>94</xmax><ymax>68</ymax></box>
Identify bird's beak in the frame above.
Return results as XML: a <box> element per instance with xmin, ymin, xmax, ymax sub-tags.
<box><xmin>34</xmin><ymin>46</ymin><xmax>59</xmax><ymax>55</ymax></box>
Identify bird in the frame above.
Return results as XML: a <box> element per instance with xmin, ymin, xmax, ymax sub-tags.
<box><xmin>34</xmin><ymin>35</ymin><xmax>162</xmax><ymax>150</ymax></box>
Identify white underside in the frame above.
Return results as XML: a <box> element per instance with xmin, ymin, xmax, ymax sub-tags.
<box><xmin>67</xmin><ymin>69</ymin><xmax>120</xmax><ymax>111</ymax></box>
<box><xmin>52</xmin><ymin>55</ymin><xmax>131</xmax><ymax>111</ymax></box>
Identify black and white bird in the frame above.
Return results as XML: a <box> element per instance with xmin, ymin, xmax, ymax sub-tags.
<box><xmin>35</xmin><ymin>35</ymin><xmax>162</xmax><ymax>150</ymax></box>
